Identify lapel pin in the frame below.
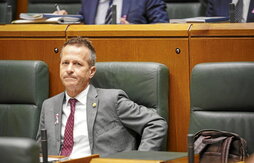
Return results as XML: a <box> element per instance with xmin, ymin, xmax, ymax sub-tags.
<box><xmin>92</xmin><ymin>103</ymin><xmax>97</xmax><ymax>108</ymax></box>
<box><xmin>55</xmin><ymin>113</ymin><xmax>59</xmax><ymax>125</ymax></box>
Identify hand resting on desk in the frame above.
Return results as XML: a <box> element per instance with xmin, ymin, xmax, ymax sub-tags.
<box><xmin>53</xmin><ymin>10</ymin><xmax>68</xmax><ymax>15</ymax></box>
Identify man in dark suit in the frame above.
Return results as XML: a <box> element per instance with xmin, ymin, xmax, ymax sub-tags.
<box><xmin>55</xmin><ymin>0</ymin><xmax>169</xmax><ymax>24</ymax></box>
<box><xmin>205</xmin><ymin>0</ymin><xmax>254</xmax><ymax>22</ymax></box>
<box><xmin>36</xmin><ymin>37</ymin><xmax>167</xmax><ymax>159</ymax></box>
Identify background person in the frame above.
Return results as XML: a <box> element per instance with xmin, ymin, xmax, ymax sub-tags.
<box><xmin>55</xmin><ymin>0</ymin><xmax>169</xmax><ymax>24</ymax></box>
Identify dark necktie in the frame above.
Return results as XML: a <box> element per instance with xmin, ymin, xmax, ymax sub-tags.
<box><xmin>247</xmin><ymin>0</ymin><xmax>254</xmax><ymax>22</ymax></box>
<box><xmin>60</xmin><ymin>98</ymin><xmax>77</xmax><ymax>156</ymax></box>
<box><xmin>105</xmin><ymin>0</ymin><xmax>114</xmax><ymax>24</ymax></box>
<box><xmin>235</xmin><ymin>0</ymin><xmax>243</xmax><ymax>23</ymax></box>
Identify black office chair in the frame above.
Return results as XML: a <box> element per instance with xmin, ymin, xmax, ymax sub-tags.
<box><xmin>189</xmin><ymin>62</ymin><xmax>254</xmax><ymax>154</ymax></box>
<box><xmin>91</xmin><ymin>62</ymin><xmax>169</xmax><ymax>150</ymax></box>
<box><xmin>27</xmin><ymin>0</ymin><xmax>81</xmax><ymax>14</ymax></box>
<box><xmin>0</xmin><ymin>60</ymin><xmax>49</xmax><ymax>139</ymax></box>
<box><xmin>0</xmin><ymin>137</ymin><xmax>40</xmax><ymax>163</ymax></box>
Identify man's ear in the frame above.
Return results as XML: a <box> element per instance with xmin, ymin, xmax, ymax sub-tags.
<box><xmin>89</xmin><ymin>66</ymin><xmax>96</xmax><ymax>79</ymax></box>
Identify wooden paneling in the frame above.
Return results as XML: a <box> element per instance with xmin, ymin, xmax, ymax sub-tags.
<box><xmin>189</xmin><ymin>23</ymin><xmax>254</xmax><ymax>69</ymax></box>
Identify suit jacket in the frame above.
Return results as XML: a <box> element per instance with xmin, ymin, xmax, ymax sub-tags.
<box><xmin>206</xmin><ymin>0</ymin><xmax>232</xmax><ymax>17</ymax></box>
<box><xmin>79</xmin><ymin>0</ymin><xmax>169</xmax><ymax>24</ymax></box>
<box><xmin>36</xmin><ymin>85</ymin><xmax>167</xmax><ymax>157</ymax></box>
<box><xmin>206</xmin><ymin>0</ymin><xmax>254</xmax><ymax>22</ymax></box>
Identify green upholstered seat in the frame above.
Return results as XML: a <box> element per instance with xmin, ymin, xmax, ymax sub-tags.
<box><xmin>0</xmin><ymin>60</ymin><xmax>49</xmax><ymax>139</ymax></box>
<box><xmin>0</xmin><ymin>137</ymin><xmax>40</xmax><ymax>163</ymax></box>
<box><xmin>91</xmin><ymin>62</ymin><xmax>169</xmax><ymax>150</ymax></box>
<box><xmin>189</xmin><ymin>62</ymin><xmax>254</xmax><ymax>154</ymax></box>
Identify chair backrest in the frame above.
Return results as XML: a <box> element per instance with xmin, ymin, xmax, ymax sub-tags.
<box><xmin>0</xmin><ymin>137</ymin><xmax>40</xmax><ymax>163</ymax></box>
<box><xmin>27</xmin><ymin>0</ymin><xmax>81</xmax><ymax>14</ymax></box>
<box><xmin>189</xmin><ymin>62</ymin><xmax>254</xmax><ymax>154</ymax></box>
<box><xmin>91</xmin><ymin>62</ymin><xmax>169</xmax><ymax>150</ymax></box>
<box><xmin>0</xmin><ymin>60</ymin><xmax>49</xmax><ymax>139</ymax></box>
<box><xmin>164</xmin><ymin>0</ymin><xmax>206</xmax><ymax>19</ymax></box>
<box><xmin>0</xmin><ymin>0</ymin><xmax>15</xmax><ymax>24</ymax></box>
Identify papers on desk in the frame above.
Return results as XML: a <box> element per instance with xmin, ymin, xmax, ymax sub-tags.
<box><xmin>12</xmin><ymin>17</ymin><xmax>81</xmax><ymax>24</ymax></box>
<box><xmin>12</xmin><ymin>13</ymin><xmax>83</xmax><ymax>24</ymax></box>
<box><xmin>39</xmin><ymin>156</ymin><xmax>69</xmax><ymax>163</ymax></box>
<box><xmin>170</xmin><ymin>17</ymin><xmax>229</xmax><ymax>23</ymax></box>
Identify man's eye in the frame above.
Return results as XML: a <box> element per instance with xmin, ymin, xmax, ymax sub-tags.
<box><xmin>74</xmin><ymin>62</ymin><xmax>82</xmax><ymax>66</ymax></box>
<box><xmin>62</xmin><ymin>61</ymin><xmax>69</xmax><ymax>65</ymax></box>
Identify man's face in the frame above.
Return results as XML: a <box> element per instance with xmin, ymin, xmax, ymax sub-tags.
<box><xmin>60</xmin><ymin>45</ymin><xmax>96</xmax><ymax>95</ymax></box>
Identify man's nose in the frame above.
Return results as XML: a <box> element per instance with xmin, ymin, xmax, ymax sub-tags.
<box><xmin>66</xmin><ymin>64</ymin><xmax>74</xmax><ymax>72</ymax></box>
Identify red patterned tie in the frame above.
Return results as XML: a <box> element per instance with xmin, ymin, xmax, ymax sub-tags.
<box><xmin>60</xmin><ymin>98</ymin><xmax>77</xmax><ymax>156</ymax></box>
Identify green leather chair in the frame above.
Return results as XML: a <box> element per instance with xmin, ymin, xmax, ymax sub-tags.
<box><xmin>189</xmin><ymin>62</ymin><xmax>254</xmax><ymax>154</ymax></box>
<box><xmin>27</xmin><ymin>0</ymin><xmax>81</xmax><ymax>14</ymax></box>
<box><xmin>165</xmin><ymin>0</ymin><xmax>206</xmax><ymax>19</ymax></box>
<box><xmin>0</xmin><ymin>0</ymin><xmax>15</xmax><ymax>24</ymax></box>
<box><xmin>0</xmin><ymin>137</ymin><xmax>40</xmax><ymax>163</ymax></box>
<box><xmin>91</xmin><ymin>62</ymin><xmax>169</xmax><ymax>150</ymax></box>
<box><xmin>0</xmin><ymin>60</ymin><xmax>49</xmax><ymax>139</ymax></box>
<box><xmin>166</xmin><ymin>3</ymin><xmax>204</xmax><ymax>19</ymax></box>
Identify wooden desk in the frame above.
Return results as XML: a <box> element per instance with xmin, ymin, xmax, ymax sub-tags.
<box><xmin>90</xmin><ymin>157</ymin><xmax>196</xmax><ymax>163</ymax></box>
<box><xmin>91</xmin><ymin>151</ymin><xmax>199</xmax><ymax>163</ymax></box>
<box><xmin>60</xmin><ymin>154</ymin><xmax>99</xmax><ymax>163</ymax></box>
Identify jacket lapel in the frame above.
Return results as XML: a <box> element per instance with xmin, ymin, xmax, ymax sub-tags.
<box><xmin>86</xmin><ymin>85</ymin><xmax>98</xmax><ymax>152</ymax></box>
<box><xmin>86</xmin><ymin>0</ymin><xmax>100</xmax><ymax>24</ymax></box>
<box><xmin>54</xmin><ymin>93</ymin><xmax>65</xmax><ymax>154</ymax></box>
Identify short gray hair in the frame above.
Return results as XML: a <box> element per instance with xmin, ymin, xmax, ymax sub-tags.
<box><xmin>61</xmin><ymin>37</ymin><xmax>96</xmax><ymax>67</ymax></box>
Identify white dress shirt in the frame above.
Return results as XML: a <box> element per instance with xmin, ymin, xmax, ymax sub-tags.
<box><xmin>61</xmin><ymin>85</ymin><xmax>91</xmax><ymax>159</ymax></box>
<box><xmin>232</xmin><ymin>0</ymin><xmax>251</xmax><ymax>22</ymax></box>
<box><xmin>95</xmin><ymin>0</ymin><xmax>123</xmax><ymax>24</ymax></box>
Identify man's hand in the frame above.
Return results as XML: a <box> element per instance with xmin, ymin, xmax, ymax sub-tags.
<box><xmin>120</xmin><ymin>15</ymin><xmax>130</xmax><ymax>24</ymax></box>
<box><xmin>53</xmin><ymin>10</ymin><xmax>68</xmax><ymax>15</ymax></box>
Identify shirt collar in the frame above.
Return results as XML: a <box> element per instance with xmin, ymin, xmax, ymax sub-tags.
<box><xmin>65</xmin><ymin>84</ymin><xmax>90</xmax><ymax>105</ymax></box>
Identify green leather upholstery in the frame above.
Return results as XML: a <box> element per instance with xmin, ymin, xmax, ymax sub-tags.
<box><xmin>166</xmin><ymin>2</ymin><xmax>206</xmax><ymax>19</ymax></box>
<box><xmin>0</xmin><ymin>137</ymin><xmax>40</xmax><ymax>163</ymax></box>
<box><xmin>91</xmin><ymin>62</ymin><xmax>169</xmax><ymax>150</ymax></box>
<box><xmin>0</xmin><ymin>60</ymin><xmax>49</xmax><ymax>139</ymax></box>
<box><xmin>189</xmin><ymin>62</ymin><xmax>254</xmax><ymax>154</ymax></box>
<box><xmin>27</xmin><ymin>0</ymin><xmax>81</xmax><ymax>14</ymax></box>
<box><xmin>0</xmin><ymin>0</ymin><xmax>15</xmax><ymax>24</ymax></box>
<box><xmin>0</xmin><ymin>0</ymin><xmax>16</xmax><ymax>24</ymax></box>
<box><xmin>0</xmin><ymin>0</ymin><xmax>8</xmax><ymax>24</ymax></box>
